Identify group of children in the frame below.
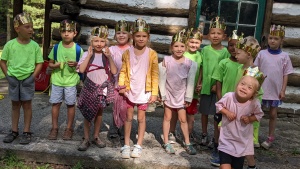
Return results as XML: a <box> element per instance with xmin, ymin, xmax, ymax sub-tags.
<box><xmin>0</xmin><ymin>12</ymin><xmax>294</xmax><ymax>169</ymax></box>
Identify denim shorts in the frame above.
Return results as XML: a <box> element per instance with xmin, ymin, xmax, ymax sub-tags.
<box><xmin>49</xmin><ymin>84</ymin><xmax>77</xmax><ymax>105</ymax></box>
<box><xmin>7</xmin><ymin>75</ymin><xmax>35</xmax><ymax>101</ymax></box>
<box><xmin>262</xmin><ymin>99</ymin><xmax>282</xmax><ymax>108</ymax></box>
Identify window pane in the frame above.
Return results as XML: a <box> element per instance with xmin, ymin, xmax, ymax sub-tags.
<box><xmin>238</xmin><ymin>27</ymin><xmax>255</xmax><ymax>37</ymax></box>
<box><xmin>200</xmin><ymin>0</ymin><xmax>219</xmax><ymax>21</ymax></box>
<box><xmin>220</xmin><ymin>1</ymin><xmax>238</xmax><ymax>23</ymax></box>
<box><xmin>226</xmin><ymin>26</ymin><xmax>237</xmax><ymax>37</ymax></box>
<box><xmin>239</xmin><ymin>3</ymin><xmax>258</xmax><ymax>25</ymax></box>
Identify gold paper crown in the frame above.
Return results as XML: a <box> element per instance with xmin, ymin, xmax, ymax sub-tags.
<box><xmin>270</xmin><ymin>24</ymin><xmax>285</xmax><ymax>37</ymax></box>
<box><xmin>91</xmin><ymin>25</ymin><xmax>109</xmax><ymax>39</ymax></box>
<box><xmin>132</xmin><ymin>18</ymin><xmax>150</xmax><ymax>33</ymax></box>
<box><xmin>236</xmin><ymin>36</ymin><xmax>261</xmax><ymax>58</ymax></box>
<box><xmin>60</xmin><ymin>20</ymin><xmax>77</xmax><ymax>32</ymax></box>
<box><xmin>115</xmin><ymin>20</ymin><xmax>131</xmax><ymax>32</ymax></box>
<box><xmin>14</xmin><ymin>12</ymin><xmax>33</xmax><ymax>28</ymax></box>
<box><xmin>172</xmin><ymin>29</ymin><xmax>188</xmax><ymax>44</ymax></box>
<box><xmin>243</xmin><ymin>66</ymin><xmax>266</xmax><ymax>87</ymax></box>
<box><xmin>187</xmin><ymin>22</ymin><xmax>204</xmax><ymax>40</ymax></box>
<box><xmin>229</xmin><ymin>30</ymin><xmax>242</xmax><ymax>41</ymax></box>
<box><xmin>210</xmin><ymin>16</ymin><xmax>226</xmax><ymax>30</ymax></box>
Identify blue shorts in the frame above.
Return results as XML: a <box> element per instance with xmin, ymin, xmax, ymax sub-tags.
<box><xmin>7</xmin><ymin>75</ymin><xmax>35</xmax><ymax>101</ymax></box>
<box><xmin>49</xmin><ymin>84</ymin><xmax>77</xmax><ymax>105</ymax></box>
<box><xmin>262</xmin><ymin>99</ymin><xmax>282</xmax><ymax>108</ymax></box>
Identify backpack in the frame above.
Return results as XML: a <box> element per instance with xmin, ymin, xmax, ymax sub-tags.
<box><xmin>53</xmin><ymin>42</ymin><xmax>83</xmax><ymax>80</ymax></box>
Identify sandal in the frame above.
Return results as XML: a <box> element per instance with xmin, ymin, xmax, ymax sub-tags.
<box><xmin>78</xmin><ymin>138</ymin><xmax>90</xmax><ymax>151</ymax></box>
<box><xmin>93</xmin><ymin>137</ymin><xmax>106</xmax><ymax>148</ymax></box>
<box><xmin>62</xmin><ymin>128</ymin><xmax>73</xmax><ymax>140</ymax></box>
<box><xmin>48</xmin><ymin>128</ymin><xmax>58</xmax><ymax>140</ymax></box>
<box><xmin>3</xmin><ymin>131</ymin><xmax>19</xmax><ymax>143</ymax></box>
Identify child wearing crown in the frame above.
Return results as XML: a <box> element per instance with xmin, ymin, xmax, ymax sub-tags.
<box><xmin>47</xmin><ymin>19</ymin><xmax>83</xmax><ymax>140</ymax></box>
<box><xmin>159</xmin><ymin>29</ymin><xmax>197</xmax><ymax>155</ymax></box>
<box><xmin>210</xmin><ymin>30</ymin><xmax>241</xmax><ymax>166</ymax></box>
<box><xmin>254</xmin><ymin>25</ymin><xmax>293</xmax><ymax>150</ymax></box>
<box><xmin>196</xmin><ymin>16</ymin><xmax>230</xmax><ymax>147</ymax></box>
<box><xmin>76</xmin><ymin>26</ymin><xmax>117</xmax><ymax>151</ymax></box>
<box><xmin>0</xmin><ymin>12</ymin><xmax>43</xmax><ymax>144</ymax></box>
<box><xmin>216</xmin><ymin>67</ymin><xmax>264</xmax><ymax>169</ymax></box>
<box><xmin>118</xmin><ymin>18</ymin><xmax>159</xmax><ymax>159</ymax></box>
<box><xmin>109</xmin><ymin>20</ymin><xmax>131</xmax><ymax>141</ymax></box>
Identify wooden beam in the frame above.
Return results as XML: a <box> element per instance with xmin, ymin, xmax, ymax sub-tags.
<box><xmin>60</xmin><ymin>3</ymin><xmax>80</xmax><ymax>15</ymax></box>
<box><xmin>49</xmin><ymin>9</ymin><xmax>71</xmax><ymax>22</ymax></box>
<box><xmin>188</xmin><ymin>0</ymin><xmax>197</xmax><ymax>28</ymax></box>
<box><xmin>288</xmin><ymin>73</ymin><xmax>300</xmax><ymax>87</ymax></box>
<box><xmin>274</xmin><ymin>0</ymin><xmax>300</xmax><ymax>4</ymax></box>
<box><xmin>290</xmin><ymin>54</ymin><xmax>300</xmax><ymax>67</ymax></box>
<box><xmin>261</xmin><ymin>0</ymin><xmax>273</xmax><ymax>49</ymax></box>
<box><xmin>50</xmin><ymin>0</ymin><xmax>77</xmax><ymax>5</ymax></box>
<box><xmin>272</xmin><ymin>13</ymin><xmax>300</xmax><ymax>27</ymax></box>
<box><xmin>12</xmin><ymin>0</ymin><xmax>23</xmax><ymax>39</ymax></box>
<box><xmin>75</xmin><ymin>15</ymin><xmax>185</xmax><ymax>36</ymax></box>
<box><xmin>43</xmin><ymin>0</ymin><xmax>52</xmax><ymax>60</ymax></box>
<box><xmin>80</xmin><ymin>0</ymin><xmax>189</xmax><ymax>18</ymax></box>
<box><xmin>283</xmin><ymin>38</ymin><xmax>300</xmax><ymax>47</ymax></box>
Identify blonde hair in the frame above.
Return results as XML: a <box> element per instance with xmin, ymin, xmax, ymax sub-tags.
<box><xmin>88</xmin><ymin>35</ymin><xmax>110</xmax><ymax>46</ymax></box>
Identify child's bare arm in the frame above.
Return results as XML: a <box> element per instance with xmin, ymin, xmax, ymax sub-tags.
<box><xmin>0</xmin><ymin>60</ymin><xmax>8</xmax><ymax>76</ymax></box>
<box><xmin>220</xmin><ymin>108</ymin><xmax>236</xmax><ymax>121</ymax></box>
<box><xmin>216</xmin><ymin>81</ymin><xmax>222</xmax><ymax>100</ymax></box>
<box><xmin>78</xmin><ymin>46</ymin><xmax>93</xmax><ymax>73</ymax></box>
<box><xmin>196</xmin><ymin>68</ymin><xmax>203</xmax><ymax>93</ymax></box>
<box><xmin>33</xmin><ymin>63</ymin><xmax>43</xmax><ymax>77</ymax></box>
<box><xmin>279</xmin><ymin>75</ymin><xmax>288</xmax><ymax>100</ymax></box>
<box><xmin>104</xmin><ymin>47</ymin><xmax>117</xmax><ymax>75</ymax></box>
<box><xmin>48</xmin><ymin>59</ymin><xmax>60</xmax><ymax>69</ymax></box>
<box><xmin>240</xmin><ymin>115</ymin><xmax>258</xmax><ymax>124</ymax></box>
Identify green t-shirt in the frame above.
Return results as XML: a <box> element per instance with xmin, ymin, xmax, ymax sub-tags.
<box><xmin>48</xmin><ymin>42</ymin><xmax>83</xmax><ymax>87</ymax></box>
<box><xmin>1</xmin><ymin>38</ymin><xmax>43</xmax><ymax>80</ymax></box>
<box><xmin>235</xmin><ymin>65</ymin><xmax>263</xmax><ymax>102</ymax></box>
<box><xmin>212</xmin><ymin>58</ymin><xmax>241</xmax><ymax>97</ymax></box>
<box><xmin>184</xmin><ymin>51</ymin><xmax>202</xmax><ymax>99</ymax></box>
<box><xmin>200</xmin><ymin>45</ymin><xmax>230</xmax><ymax>95</ymax></box>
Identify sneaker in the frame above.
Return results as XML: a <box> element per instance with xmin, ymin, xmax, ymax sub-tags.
<box><xmin>184</xmin><ymin>143</ymin><xmax>197</xmax><ymax>155</ymax></box>
<box><xmin>254</xmin><ymin>143</ymin><xmax>260</xmax><ymax>148</ymax></box>
<box><xmin>131</xmin><ymin>144</ymin><xmax>143</xmax><ymax>158</ymax></box>
<box><xmin>121</xmin><ymin>145</ymin><xmax>131</xmax><ymax>159</ymax></box>
<box><xmin>48</xmin><ymin>128</ymin><xmax>58</xmax><ymax>140</ymax></box>
<box><xmin>168</xmin><ymin>132</ymin><xmax>176</xmax><ymax>144</ymax></box>
<box><xmin>210</xmin><ymin>154</ymin><xmax>220</xmax><ymax>167</ymax></box>
<box><xmin>19</xmin><ymin>132</ymin><xmax>32</xmax><ymax>145</ymax></box>
<box><xmin>93</xmin><ymin>137</ymin><xmax>106</xmax><ymax>148</ymax></box>
<box><xmin>62</xmin><ymin>128</ymin><xmax>73</xmax><ymax>140</ymax></box>
<box><xmin>261</xmin><ymin>136</ymin><xmax>274</xmax><ymax>150</ymax></box>
<box><xmin>189</xmin><ymin>133</ymin><xmax>197</xmax><ymax>145</ymax></box>
<box><xmin>163</xmin><ymin>143</ymin><xmax>175</xmax><ymax>154</ymax></box>
<box><xmin>78</xmin><ymin>138</ymin><xmax>90</xmax><ymax>151</ymax></box>
<box><xmin>201</xmin><ymin>133</ymin><xmax>208</xmax><ymax>145</ymax></box>
<box><xmin>3</xmin><ymin>131</ymin><xmax>19</xmax><ymax>143</ymax></box>
<box><xmin>247</xmin><ymin>167</ymin><xmax>259</xmax><ymax>169</ymax></box>
<box><xmin>207</xmin><ymin>138</ymin><xmax>214</xmax><ymax>149</ymax></box>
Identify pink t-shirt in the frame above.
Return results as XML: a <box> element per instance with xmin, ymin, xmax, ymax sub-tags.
<box><xmin>254</xmin><ymin>50</ymin><xmax>293</xmax><ymax>100</ymax></box>
<box><xmin>164</xmin><ymin>55</ymin><xmax>192</xmax><ymax>108</ymax></box>
<box><xmin>77</xmin><ymin>52</ymin><xmax>108</xmax><ymax>94</ymax></box>
<box><xmin>216</xmin><ymin>92</ymin><xmax>264</xmax><ymax>157</ymax></box>
<box><xmin>126</xmin><ymin>46</ymin><xmax>151</xmax><ymax>103</ymax></box>
<box><xmin>109</xmin><ymin>45</ymin><xmax>130</xmax><ymax>87</ymax></box>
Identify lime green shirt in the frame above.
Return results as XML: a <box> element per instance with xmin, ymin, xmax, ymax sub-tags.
<box><xmin>0</xmin><ymin>38</ymin><xmax>43</xmax><ymax>80</ymax></box>
<box><xmin>200</xmin><ymin>45</ymin><xmax>230</xmax><ymax>95</ymax></box>
<box><xmin>184</xmin><ymin>51</ymin><xmax>202</xmax><ymax>99</ymax></box>
<box><xmin>212</xmin><ymin>58</ymin><xmax>241</xmax><ymax>96</ymax></box>
<box><xmin>48</xmin><ymin>42</ymin><xmax>83</xmax><ymax>87</ymax></box>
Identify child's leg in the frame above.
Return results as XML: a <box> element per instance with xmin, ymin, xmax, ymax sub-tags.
<box><xmin>220</xmin><ymin>164</ymin><xmax>231</xmax><ymax>169</ymax></box>
<box><xmin>201</xmin><ymin>114</ymin><xmax>208</xmax><ymax>134</ymax></box>
<box><xmin>93</xmin><ymin>109</ymin><xmax>103</xmax><ymax>138</ymax></box>
<box><xmin>83</xmin><ymin>119</ymin><xmax>90</xmax><ymax>140</ymax></box>
<box><xmin>51</xmin><ymin>103</ymin><xmax>62</xmax><ymax>129</ymax></box>
<box><xmin>66</xmin><ymin>105</ymin><xmax>75</xmax><ymax>129</ymax></box>
<box><xmin>124</xmin><ymin>107</ymin><xmax>134</xmax><ymax>146</ymax></box>
<box><xmin>245</xmin><ymin>155</ymin><xmax>256</xmax><ymax>168</ymax></box>
<box><xmin>136</xmin><ymin>109</ymin><xmax>146</xmax><ymax>146</ymax></box>
<box><xmin>187</xmin><ymin>114</ymin><xmax>194</xmax><ymax>134</ymax></box>
<box><xmin>163</xmin><ymin>106</ymin><xmax>173</xmax><ymax>144</ymax></box>
<box><xmin>169</xmin><ymin>111</ymin><xmax>178</xmax><ymax>133</ymax></box>
<box><xmin>21</xmin><ymin>100</ymin><xmax>32</xmax><ymax>132</ymax></box>
<box><xmin>177</xmin><ymin>108</ymin><xmax>190</xmax><ymax>144</ymax></box>
<box><xmin>11</xmin><ymin>101</ymin><xmax>22</xmax><ymax>132</ymax></box>
<box><xmin>268</xmin><ymin>107</ymin><xmax>277</xmax><ymax>137</ymax></box>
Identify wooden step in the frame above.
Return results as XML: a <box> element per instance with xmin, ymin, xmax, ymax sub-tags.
<box><xmin>288</xmin><ymin>67</ymin><xmax>300</xmax><ymax>87</ymax></box>
<box><xmin>284</xmin><ymin>86</ymin><xmax>300</xmax><ymax>104</ymax></box>
<box><xmin>263</xmin><ymin>102</ymin><xmax>300</xmax><ymax>118</ymax></box>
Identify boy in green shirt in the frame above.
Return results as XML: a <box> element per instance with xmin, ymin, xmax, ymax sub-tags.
<box><xmin>196</xmin><ymin>16</ymin><xmax>230</xmax><ymax>148</ymax></box>
<box><xmin>47</xmin><ymin>19</ymin><xmax>83</xmax><ymax>140</ymax></box>
<box><xmin>0</xmin><ymin>12</ymin><xmax>44</xmax><ymax>144</ymax></box>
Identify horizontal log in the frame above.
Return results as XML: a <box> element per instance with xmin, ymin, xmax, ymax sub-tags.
<box><xmin>283</xmin><ymin>38</ymin><xmax>300</xmax><ymax>47</ymax></box>
<box><xmin>271</xmin><ymin>13</ymin><xmax>300</xmax><ymax>27</ymax></box>
<box><xmin>274</xmin><ymin>0</ymin><xmax>300</xmax><ymax>4</ymax></box>
<box><xmin>290</xmin><ymin>55</ymin><xmax>300</xmax><ymax>67</ymax></box>
<box><xmin>60</xmin><ymin>3</ymin><xmax>80</xmax><ymax>15</ymax></box>
<box><xmin>76</xmin><ymin>15</ymin><xmax>185</xmax><ymax>36</ymax></box>
<box><xmin>288</xmin><ymin>73</ymin><xmax>300</xmax><ymax>87</ymax></box>
<box><xmin>50</xmin><ymin>0</ymin><xmax>77</xmax><ymax>5</ymax></box>
<box><xmin>80</xmin><ymin>0</ymin><xmax>189</xmax><ymax>17</ymax></box>
<box><xmin>49</xmin><ymin>9</ymin><xmax>71</xmax><ymax>22</ymax></box>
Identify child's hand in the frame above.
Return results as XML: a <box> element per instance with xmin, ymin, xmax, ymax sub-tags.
<box><xmin>148</xmin><ymin>95</ymin><xmax>157</xmax><ymax>103</ymax></box>
<box><xmin>102</xmin><ymin>47</ymin><xmax>111</xmax><ymax>58</ymax></box>
<box><xmin>87</xmin><ymin>46</ymin><xmax>93</xmax><ymax>57</ymax></box>
<box><xmin>240</xmin><ymin>115</ymin><xmax>250</xmax><ymax>124</ymax></box>
<box><xmin>119</xmin><ymin>88</ymin><xmax>126</xmax><ymax>94</ymax></box>
<box><xmin>279</xmin><ymin>90</ymin><xmax>285</xmax><ymax>100</ymax></box>
<box><xmin>196</xmin><ymin>84</ymin><xmax>202</xmax><ymax>93</ymax></box>
<box><xmin>184</xmin><ymin>101</ymin><xmax>191</xmax><ymax>107</ymax></box>
<box><xmin>225</xmin><ymin>111</ymin><xmax>236</xmax><ymax>121</ymax></box>
<box><xmin>211</xmin><ymin>85</ymin><xmax>216</xmax><ymax>93</ymax></box>
<box><xmin>67</xmin><ymin>61</ymin><xmax>77</xmax><ymax>67</ymax></box>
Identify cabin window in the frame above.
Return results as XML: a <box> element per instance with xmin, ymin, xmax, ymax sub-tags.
<box><xmin>196</xmin><ymin>0</ymin><xmax>266</xmax><ymax>41</ymax></box>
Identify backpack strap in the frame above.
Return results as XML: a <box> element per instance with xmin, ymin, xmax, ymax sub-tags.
<box><xmin>75</xmin><ymin>43</ymin><xmax>81</xmax><ymax>62</ymax></box>
<box><xmin>53</xmin><ymin>43</ymin><xmax>59</xmax><ymax>62</ymax></box>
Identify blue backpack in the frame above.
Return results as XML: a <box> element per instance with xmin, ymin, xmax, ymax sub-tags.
<box><xmin>53</xmin><ymin>43</ymin><xmax>83</xmax><ymax>80</ymax></box>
